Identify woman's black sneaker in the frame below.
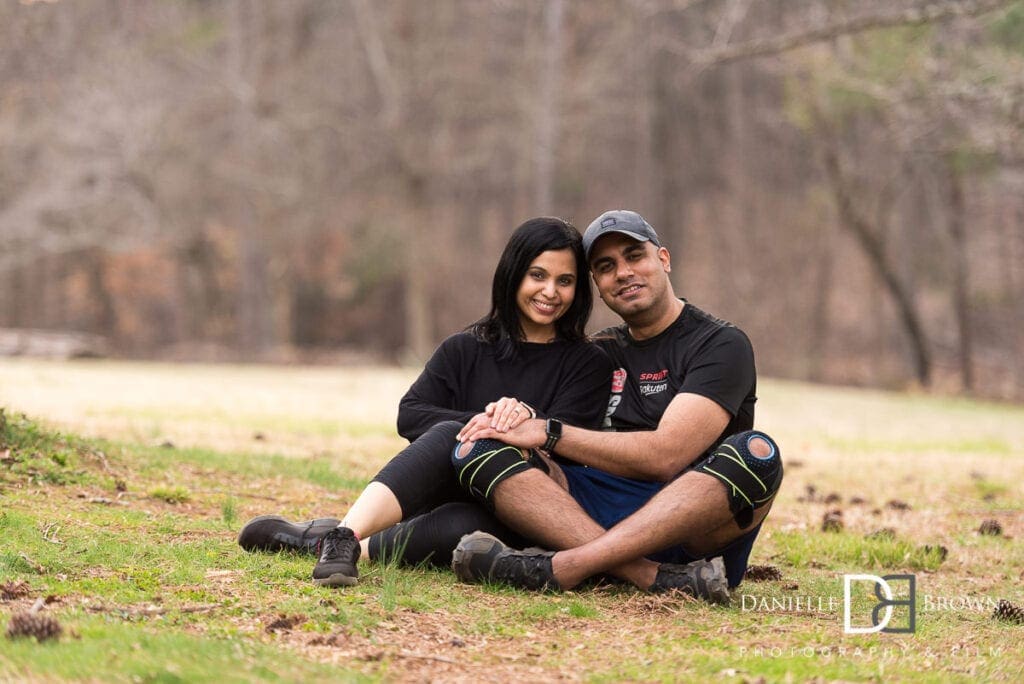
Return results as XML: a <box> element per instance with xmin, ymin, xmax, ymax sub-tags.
<box><xmin>312</xmin><ymin>527</ymin><xmax>361</xmax><ymax>587</ymax></box>
<box><xmin>237</xmin><ymin>515</ymin><xmax>340</xmax><ymax>554</ymax></box>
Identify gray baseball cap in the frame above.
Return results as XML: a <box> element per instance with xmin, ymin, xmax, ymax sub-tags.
<box><xmin>582</xmin><ymin>210</ymin><xmax>661</xmax><ymax>260</ymax></box>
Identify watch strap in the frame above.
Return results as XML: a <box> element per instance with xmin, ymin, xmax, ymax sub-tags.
<box><xmin>543</xmin><ymin>418</ymin><xmax>563</xmax><ymax>452</ymax></box>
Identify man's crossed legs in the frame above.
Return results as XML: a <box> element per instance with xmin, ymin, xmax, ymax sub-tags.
<box><xmin>450</xmin><ymin>431</ymin><xmax>783</xmax><ymax>603</ymax></box>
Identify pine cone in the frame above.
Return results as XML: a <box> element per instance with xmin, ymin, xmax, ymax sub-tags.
<box><xmin>5</xmin><ymin>612</ymin><xmax>62</xmax><ymax>642</ymax></box>
<box><xmin>993</xmin><ymin>599</ymin><xmax>1024</xmax><ymax>625</ymax></box>
<box><xmin>978</xmin><ymin>519</ymin><xmax>1003</xmax><ymax>536</ymax></box>
<box><xmin>1</xmin><ymin>580</ymin><xmax>31</xmax><ymax>601</ymax></box>
<box><xmin>264</xmin><ymin>613</ymin><xmax>306</xmax><ymax>633</ymax></box>
<box><xmin>744</xmin><ymin>564</ymin><xmax>783</xmax><ymax>582</ymax></box>
<box><xmin>822</xmin><ymin>509</ymin><xmax>844</xmax><ymax>532</ymax></box>
<box><xmin>796</xmin><ymin>484</ymin><xmax>817</xmax><ymax>503</ymax></box>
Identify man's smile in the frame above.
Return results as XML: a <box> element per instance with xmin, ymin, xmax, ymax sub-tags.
<box><xmin>615</xmin><ymin>283</ymin><xmax>644</xmax><ymax>298</ymax></box>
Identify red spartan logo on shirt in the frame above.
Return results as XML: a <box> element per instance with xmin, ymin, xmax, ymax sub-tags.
<box><xmin>639</xmin><ymin>369</ymin><xmax>669</xmax><ymax>382</ymax></box>
<box><xmin>611</xmin><ymin>369</ymin><xmax>627</xmax><ymax>393</ymax></box>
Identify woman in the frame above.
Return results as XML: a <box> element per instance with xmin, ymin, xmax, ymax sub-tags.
<box><xmin>238</xmin><ymin>217</ymin><xmax>612</xmax><ymax>587</ymax></box>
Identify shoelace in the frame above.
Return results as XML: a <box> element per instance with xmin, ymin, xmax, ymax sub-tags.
<box><xmin>655</xmin><ymin>564</ymin><xmax>704</xmax><ymax>594</ymax></box>
<box><xmin>494</xmin><ymin>552</ymin><xmax>553</xmax><ymax>588</ymax></box>
<box><xmin>320</xmin><ymin>529</ymin><xmax>357</xmax><ymax>561</ymax></box>
<box><xmin>658</xmin><ymin>562</ymin><xmax>730</xmax><ymax>602</ymax></box>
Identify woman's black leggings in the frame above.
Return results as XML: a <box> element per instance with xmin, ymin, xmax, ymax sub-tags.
<box><xmin>370</xmin><ymin>420</ymin><xmax>468</xmax><ymax>516</ymax></box>
<box><xmin>365</xmin><ymin>420</ymin><xmax>531</xmax><ymax>567</ymax></box>
<box><xmin>367</xmin><ymin>501</ymin><xmax>530</xmax><ymax>568</ymax></box>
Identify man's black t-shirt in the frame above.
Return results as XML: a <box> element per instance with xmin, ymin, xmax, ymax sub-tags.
<box><xmin>397</xmin><ymin>332</ymin><xmax>613</xmax><ymax>442</ymax></box>
<box><xmin>593</xmin><ymin>300</ymin><xmax>756</xmax><ymax>453</ymax></box>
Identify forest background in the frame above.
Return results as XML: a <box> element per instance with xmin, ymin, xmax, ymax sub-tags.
<box><xmin>2</xmin><ymin>0</ymin><xmax>1023</xmax><ymax>401</ymax></box>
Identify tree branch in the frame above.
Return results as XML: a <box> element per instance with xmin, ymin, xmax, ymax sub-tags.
<box><xmin>684</xmin><ymin>0</ymin><xmax>1016</xmax><ymax>65</ymax></box>
<box><xmin>351</xmin><ymin>0</ymin><xmax>401</xmax><ymax>128</ymax></box>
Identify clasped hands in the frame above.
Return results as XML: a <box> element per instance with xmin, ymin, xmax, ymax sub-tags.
<box><xmin>456</xmin><ymin>396</ymin><xmax>546</xmax><ymax>448</ymax></box>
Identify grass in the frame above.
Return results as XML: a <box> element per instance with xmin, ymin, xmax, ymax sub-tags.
<box><xmin>1</xmin><ymin>359</ymin><xmax>1023</xmax><ymax>682</ymax></box>
<box><xmin>770</xmin><ymin>530</ymin><xmax>950</xmax><ymax>570</ymax></box>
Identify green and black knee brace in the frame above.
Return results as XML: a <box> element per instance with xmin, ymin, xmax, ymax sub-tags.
<box><xmin>692</xmin><ymin>430</ymin><xmax>784</xmax><ymax>528</ymax></box>
<box><xmin>451</xmin><ymin>439</ymin><xmax>534</xmax><ymax>509</ymax></box>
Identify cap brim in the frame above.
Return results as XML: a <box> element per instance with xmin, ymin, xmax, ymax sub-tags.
<box><xmin>585</xmin><ymin>229</ymin><xmax>653</xmax><ymax>257</ymax></box>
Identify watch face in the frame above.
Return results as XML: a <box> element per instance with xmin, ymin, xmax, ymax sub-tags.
<box><xmin>547</xmin><ymin>419</ymin><xmax>562</xmax><ymax>437</ymax></box>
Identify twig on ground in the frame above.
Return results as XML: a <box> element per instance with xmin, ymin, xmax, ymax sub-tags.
<box><xmin>397</xmin><ymin>650</ymin><xmax>460</xmax><ymax>665</ymax></box>
<box><xmin>41</xmin><ymin>522</ymin><xmax>63</xmax><ymax>544</ymax></box>
<box><xmin>85</xmin><ymin>603</ymin><xmax>221</xmax><ymax>617</ymax></box>
<box><xmin>18</xmin><ymin>553</ymin><xmax>45</xmax><ymax>574</ymax></box>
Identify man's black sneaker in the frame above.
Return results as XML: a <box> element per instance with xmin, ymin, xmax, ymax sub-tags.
<box><xmin>649</xmin><ymin>556</ymin><xmax>731</xmax><ymax>604</ymax></box>
<box><xmin>312</xmin><ymin>526</ymin><xmax>361</xmax><ymax>587</ymax></box>
<box><xmin>237</xmin><ymin>515</ymin><xmax>340</xmax><ymax>554</ymax></box>
<box><xmin>451</xmin><ymin>531</ymin><xmax>557</xmax><ymax>591</ymax></box>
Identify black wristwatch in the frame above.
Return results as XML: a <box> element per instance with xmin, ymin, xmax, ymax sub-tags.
<box><xmin>543</xmin><ymin>418</ymin><xmax>563</xmax><ymax>452</ymax></box>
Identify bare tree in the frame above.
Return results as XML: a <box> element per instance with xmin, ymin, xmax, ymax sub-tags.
<box><xmin>534</xmin><ymin>0</ymin><xmax>565</xmax><ymax>213</ymax></box>
<box><xmin>2</xmin><ymin>0</ymin><xmax>1022</xmax><ymax>398</ymax></box>
<box><xmin>944</xmin><ymin>159</ymin><xmax>974</xmax><ymax>392</ymax></box>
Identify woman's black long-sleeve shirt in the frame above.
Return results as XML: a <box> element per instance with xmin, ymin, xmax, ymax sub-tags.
<box><xmin>396</xmin><ymin>332</ymin><xmax>613</xmax><ymax>443</ymax></box>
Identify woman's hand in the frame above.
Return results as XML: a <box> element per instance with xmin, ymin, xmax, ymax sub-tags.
<box><xmin>486</xmin><ymin>397</ymin><xmax>534</xmax><ymax>433</ymax></box>
<box><xmin>457</xmin><ymin>397</ymin><xmax>534</xmax><ymax>442</ymax></box>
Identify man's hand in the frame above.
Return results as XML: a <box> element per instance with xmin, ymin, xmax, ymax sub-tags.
<box><xmin>457</xmin><ymin>412</ymin><xmax>493</xmax><ymax>443</ymax></box>
<box><xmin>458</xmin><ymin>417</ymin><xmax>547</xmax><ymax>449</ymax></box>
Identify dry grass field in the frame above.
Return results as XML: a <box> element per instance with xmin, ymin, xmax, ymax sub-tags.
<box><xmin>1</xmin><ymin>358</ymin><xmax>1023</xmax><ymax>682</ymax></box>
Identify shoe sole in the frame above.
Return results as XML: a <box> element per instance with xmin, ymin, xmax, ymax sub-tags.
<box><xmin>238</xmin><ymin>515</ymin><xmax>341</xmax><ymax>553</ymax></box>
<box><xmin>451</xmin><ymin>531</ymin><xmax>503</xmax><ymax>583</ymax></box>
<box><xmin>312</xmin><ymin>573</ymin><xmax>359</xmax><ymax>588</ymax></box>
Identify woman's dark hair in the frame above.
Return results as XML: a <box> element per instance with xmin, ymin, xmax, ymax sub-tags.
<box><xmin>468</xmin><ymin>217</ymin><xmax>592</xmax><ymax>357</ymax></box>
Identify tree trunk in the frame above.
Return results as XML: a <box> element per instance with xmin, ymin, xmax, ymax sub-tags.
<box><xmin>1009</xmin><ymin>202</ymin><xmax>1024</xmax><ymax>399</ymax></box>
<box><xmin>352</xmin><ymin>0</ymin><xmax>434</xmax><ymax>363</ymax></box>
<box><xmin>86</xmin><ymin>248</ymin><xmax>116</xmax><ymax>337</ymax></box>
<box><xmin>649</xmin><ymin>50</ymin><xmax>685</xmax><ymax>262</ymax></box>
<box><xmin>808</xmin><ymin>222</ymin><xmax>834</xmax><ymax>382</ymax></box>
<box><xmin>945</xmin><ymin>161</ymin><xmax>973</xmax><ymax>393</ymax></box>
<box><xmin>403</xmin><ymin>176</ymin><xmax>433</xmax><ymax>365</ymax></box>
<box><xmin>823</xmin><ymin>146</ymin><xmax>931</xmax><ymax>387</ymax></box>
<box><xmin>534</xmin><ymin>0</ymin><xmax>564</xmax><ymax>214</ymax></box>
<box><xmin>6</xmin><ymin>262</ymin><xmax>27</xmax><ymax>328</ymax></box>
<box><xmin>228</xmin><ymin>0</ymin><xmax>273</xmax><ymax>358</ymax></box>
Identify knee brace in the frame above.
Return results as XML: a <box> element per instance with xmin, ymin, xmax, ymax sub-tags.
<box><xmin>693</xmin><ymin>430</ymin><xmax>784</xmax><ymax>528</ymax></box>
<box><xmin>451</xmin><ymin>439</ymin><xmax>533</xmax><ymax>509</ymax></box>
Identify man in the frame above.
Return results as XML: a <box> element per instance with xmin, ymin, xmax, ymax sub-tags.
<box><xmin>449</xmin><ymin>209</ymin><xmax>783</xmax><ymax>603</ymax></box>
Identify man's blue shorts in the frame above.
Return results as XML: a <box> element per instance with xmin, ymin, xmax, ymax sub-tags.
<box><xmin>561</xmin><ymin>463</ymin><xmax>761</xmax><ymax>588</ymax></box>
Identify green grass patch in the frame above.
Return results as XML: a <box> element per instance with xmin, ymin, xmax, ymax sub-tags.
<box><xmin>0</xmin><ymin>409</ymin><xmax>99</xmax><ymax>487</ymax></box>
<box><xmin>973</xmin><ymin>478</ymin><xmax>1009</xmax><ymax>501</ymax></box>
<box><xmin>2</xmin><ymin>369</ymin><xmax>1023</xmax><ymax>681</ymax></box>
<box><xmin>121</xmin><ymin>442</ymin><xmax>370</xmax><ymax>493</ymax></box>
<box><xmin>149</xmin><ymin>485</ymin><xmax>192</xmax><ymax>504</ymax></box>
<box><xmin>772</xmin><ymin>530</ymin><xmax>947</xmax><ymax>571</ymax></box>
<box><xmin>0</xmin><ymin>615</ymin><xmax>353</xmax><ymax>682</ymax></box>
<box><xmin>221</xmin><ymin>497</ymin><xmax>238</xmax><ymax>528</ymax></box>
